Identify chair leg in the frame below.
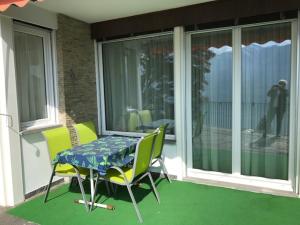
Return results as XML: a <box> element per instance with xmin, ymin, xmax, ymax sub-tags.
<box><xmin>74</xmin><ymin>168</ymin><xmax>89</xmax><ymax>212</ymax></box>
<box><xmin>158</xmin><ymin>158</ymin><xmax>172</xmax><ymax>183</ymax></box>
<box><xmin>105</xmin><ymin>180</ymin><xmax>111</xmax><ymax>196</ymax></box>
<box><xmin>110</xmin><ymin>182</ymin><xmax>118</xmax><ymax>195</ymax></box>
<box><xmin>68</xmin><ymin>177</ymin><xmax>75</xmax><ymax>191</ymax></box>
<box><xmin>126</xmin><ymin>184</ymin><xmax>143</xmax><ymax>223</ymax></box>
<box><xmin>148</xmin><ymin>172</ymin><xmax>160</xmax><ymax>204</ymax></box>
<box><xmin>44</xmin><ymin>164</ymin><xmax>57</xmax><ymax>203</ymax></box>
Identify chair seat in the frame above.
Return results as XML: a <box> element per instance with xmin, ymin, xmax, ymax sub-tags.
<box><xmin>105</xmin><ymin>167</ymin><xmax>133</xmax><ymax>184</ymax></box>
<box><xmin>55</xmin><ymin>164</ymin><xmax>90</xmax><ymax>176</ymax></box>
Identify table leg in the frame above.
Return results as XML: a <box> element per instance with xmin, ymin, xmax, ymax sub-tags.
<box><xmin>74</xmin><ymin>168</ymin><xmax>114</xmax><ymax>211</ymax></box>
<box><xmin>90</xmin><ymin>169</ymin><xmax>95</xmax><ymax>203</ymax></box>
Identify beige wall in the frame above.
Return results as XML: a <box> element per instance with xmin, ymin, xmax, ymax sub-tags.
<box><xmin>20</xmin><ymin>14</ymin><xmax>99</xmax><ymax>195</ymax></box>
<box><xmin>56</xmin><ymin>14</ymin><xmax>98</xmax><ymax>144</ymax></box>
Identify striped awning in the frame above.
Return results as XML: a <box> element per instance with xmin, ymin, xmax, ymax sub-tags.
<box><xmin>0</xmin><ymin>0</ymin><xmax>31</xmax><ymax>12</ymax></box>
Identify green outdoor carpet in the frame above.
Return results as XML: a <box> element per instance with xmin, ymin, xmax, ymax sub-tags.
<box><xmin>8</xmin><ymin>179</ymin><xmax>300</xmax><ymax>225</ymax></box>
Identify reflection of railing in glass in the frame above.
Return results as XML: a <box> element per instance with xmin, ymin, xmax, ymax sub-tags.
<box><xmin>197</xmin><ymin>102</ymin><xmax>289</xmax><ymax>136</ymax></box>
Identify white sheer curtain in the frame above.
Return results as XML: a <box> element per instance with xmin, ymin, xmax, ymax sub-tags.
<box><xmin>14</xmin><ymin>31</ymin><xmax>47</xmax><ymax>123</ymax></box>
<box><xmin>241</xmin><ymin>23</ymin><xmax>291</xmax><ymax>180</ymax></box>
<box><xmin>102</xmin><ymin>35</ymin><xmax>174</xmax><ymax>134</ymax></box>
<box><xmin>191</xmin><ymin>30</ymin><xmax>233</xmax><ymax>173</ymax></box>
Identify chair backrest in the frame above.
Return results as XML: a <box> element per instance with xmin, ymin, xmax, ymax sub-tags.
<box><xmin>139</xmin><ymin>110</ymin><xmax>152</xmax><ymax>124</ymax></box>
<box><xmin>42</xmin><ymin>127</ymin><xmax>72</xmax><ymax>161</ymax></box>
<box><xmin>152</xmin><ymin>124</ymin><xmax>168</xmax><ymax>159</ymax></box>
<box><xmin>73</xmin><ymin>121</ymin><xmax>97</xmax><ymax>145</ymax></box>
<box><xmin>128</xmin><ymin>112</ymin><xmax>139</xmax><ymax>132</ymax></box>
<box><xmin>128</xmin><ymin>110</ymin><xmax>152</xmax><ymax>132</ymax></box>
<box><xmin>42</xmin><ymin>127</ymin><xmax>74</xmax><ymax>171</ymax></box>
<box><xmin>131</xmin><ymin>131</ymin><xmax>158</xmax><ymax>181</ymax></box>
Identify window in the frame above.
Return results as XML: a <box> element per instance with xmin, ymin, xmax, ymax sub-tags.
<box><xmin>100</xmin><ymin>34</ymin><xmax>174</xmax><ymax>135</ymax></box>
<box><xmin>14</xmin><ymin>23</ymin><xmax>56</xmax><ymax>129</ymax></box>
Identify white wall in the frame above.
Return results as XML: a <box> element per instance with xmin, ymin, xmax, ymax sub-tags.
<box><xmin>150</xmin><ymin>142</ymin><xmax>179</xmax><ymax>177</ymax></box>
<box><xmin>0</xmin><ymin>5</ymin><xmax>58</xmax><ymax>206</ymax></box>
<box><xmin>3</xmin><ymin>3</ymin><xmax>57</xmax><ymax>29</ymax></box>
<box><xmin>21</xmin><ymin>132</ymin><xmax>60</xmax><ymax>194</ymax></box>
<box><xmin>0</xmin><ymin>16</ymin><xmax>24</xmax><ymax>206</ymax></box>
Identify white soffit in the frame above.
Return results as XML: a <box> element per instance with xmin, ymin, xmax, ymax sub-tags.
<box><xmin>35</xmin><ymin>0</ymin><xmax>214</xmax><ymax>23</ymax></box>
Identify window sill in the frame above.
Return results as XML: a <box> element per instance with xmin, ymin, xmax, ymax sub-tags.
<box><xmin>102</xmin><ymin>130</ymin><xmax>176</xmax><ymax>141</ymax></box>
<box><xmin>20</xmin><ymin>124</ymin><xmax>62</xmax><ymax>135</ymax></box>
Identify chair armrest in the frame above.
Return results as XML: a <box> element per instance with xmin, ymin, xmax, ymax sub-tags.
<box><xmin>109</xmin><ymin>166</ymin><xmax>130</xmax><ymax>184</ymax></box>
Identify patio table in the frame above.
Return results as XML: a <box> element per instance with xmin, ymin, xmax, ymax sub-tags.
<box><xmin>53</xmin><ymin>135</ymin><xmax>140</xmax><ymax>210</ymax></box>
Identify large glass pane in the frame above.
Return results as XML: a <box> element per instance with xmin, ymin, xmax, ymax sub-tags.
<box><xmin>14</xmin><ymin>31</ymin><xmax>47</xmax><ymax>123</ymax></box>
<box><xmin>102</xmin><ymin>35</ymin><xmax>174</xmax><ymax>134</ymax></box>
<box><xmin>241</xmin><ymin>23</ymin><xmax>291</xmax><ymax>180</ymax></box>
<box><xmin>191</xmin><ymin>30</ymin><xmax>232</xmax><ymax>173</ymax></box>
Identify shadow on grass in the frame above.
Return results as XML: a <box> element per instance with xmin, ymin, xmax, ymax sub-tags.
<box><xmin>47</xmin><ymin>173</ymin><xmax>166</xmax><ymax>208</ymax></box>
<box><xmin>45</xmin><ymin>190</ymin><xmax>70</xmax><ymax>202</ymax></box>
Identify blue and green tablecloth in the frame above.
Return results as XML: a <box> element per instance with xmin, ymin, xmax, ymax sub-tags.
<box><xmin>53</xmin><ymin>136</ymin><xmax>140</xmax><ymax>175</ymax></box>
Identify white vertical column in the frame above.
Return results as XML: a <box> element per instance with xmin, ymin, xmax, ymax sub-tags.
<box><xmin>94</xmin><ymin>41</ymin><xmax>102</xmax><ymax>135</ymax></box>
<box><xmin>0</xmin><ymin>15</ymin><xmax>24</xmax><ymax>206</ymax></box>
<box><xmin>174</xmin><ymin>26</ymin><xmax>186</xmax><ymax>180</ymax></box>
<box><xmin>289</xmin><ymin>20</ymin><xmax>298</xmax><ymax>192</ymax></box>
<box><xmin>185</xmin><ymin>33</ymin><xmax>193</xmax><ymax>171</ymax></box>
<box><xmin>0</xmin><ymin>16</ymin><xmax>7</xmax><ymax>207</ymax></box>
<box><xmin>295</xmin><ymin>11</ymin><xmax>300</xmax><ymax>195</ymax></box>
<box><xmin>232</xmin><ymin>27</ymin><xmax>242</xmax><ymax>175</ymax></box>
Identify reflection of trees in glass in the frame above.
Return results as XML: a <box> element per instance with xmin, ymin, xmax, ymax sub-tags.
<box><xmin>139</xmin><ymin>39</ymin><xmax>174</xmax><ymax>121</ymax></box>
<box><xmin>192</xmin><ymin>46</ymin><xmax>215</xmax><ymax>137</ymax></box>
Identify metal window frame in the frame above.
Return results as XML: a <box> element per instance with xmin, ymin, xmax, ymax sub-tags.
<box><xmin>97</xmin><ymin>32</ymin><xmax>176</xmax><ymax>140</ymax></box>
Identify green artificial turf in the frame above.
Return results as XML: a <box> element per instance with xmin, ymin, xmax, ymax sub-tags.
<box><xmin>8</xmin><ymin>179</ymin><xmax>300</xmax><ymax>225</ymax></box>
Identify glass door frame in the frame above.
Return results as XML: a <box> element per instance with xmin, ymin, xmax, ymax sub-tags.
<box><xmin>185</xmin><ymin>19</ymin><xmax>298</xmax><ymax>192</ymax></box>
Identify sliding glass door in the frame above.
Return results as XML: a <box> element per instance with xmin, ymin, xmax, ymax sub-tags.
<box><xmin>241</xmin><ymin>23</ymin><xmax>291</xmax><ymax>180</ymax></box>
<box><xmin>190</xmin><ymin>30</ymin><xmax>233</xmax><ymax>173</ymax></box>
<box><xmin>187</xmin><ymin>21</ymin><xmax>296</xmax><ymax>184</ymax></box>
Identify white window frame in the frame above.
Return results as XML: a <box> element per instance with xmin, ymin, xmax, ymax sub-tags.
<box><xmin>97</xmin><ymin>32</ymin><xmax>176</xmax><ymax>140</ymax></box>
<box><xmin>14</xmin><ymin>23</ymin><xmax>57</xmax><ymax>130</ymax></box>
<box><xmin>185</xmin><ymin>19</ymin><xmax>298</xmax><ymax>192</ymax></box>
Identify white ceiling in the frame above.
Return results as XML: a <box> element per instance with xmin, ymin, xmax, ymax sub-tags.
<box><xmin>35</xmin><ymin>0</ymin><xmax>214</xmax><ymax>23</ymax></box>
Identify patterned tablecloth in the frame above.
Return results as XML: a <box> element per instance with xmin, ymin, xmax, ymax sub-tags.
<box><xmin>53</xmin><ymin>136</ymin><xmax>140</xmax><ymax>175</ymax></box>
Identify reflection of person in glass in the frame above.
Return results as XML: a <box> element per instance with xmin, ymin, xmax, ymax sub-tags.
<box><xmin>263</xmin><ymin>80</ymin><xmax>288</xmax><ymax>137</ymax></box>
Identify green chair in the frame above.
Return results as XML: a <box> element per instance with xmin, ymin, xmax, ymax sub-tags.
<box><xmin>91</xmin><ymin>132</ymin><xmax>160</xmax><ymax>223</ymax></box>
<box><xmin>128</xmin><ymin>110</ymin><xmax>152</xmax><ymax>132</ymax></box>
<box><xmin>73</xmin><ymin>121</ymin><xmax>98</xmax><ymax>145</ymax></box>
<box><xmin>151</xmin><ymin>124</ymin><xmax>172</xmax><ymax>183</ymax></box>
<box><xmin>139</xmin><ymin>110</ymin><xmax>152</xmax><ymax>125</ymax></box>
<box><xmin>42</xmin><ymin>127</ymin><xmax>89</xmax><ymax>211</ymax></box>
<box><xmin>73</xmin><ymin>121</ymin><xmax>111</xmax><ymax>196</ymax></box>
<box><xmin>128</xmin><ymin>112</ymin><xmax>138</xmax><ymax>132</ymax></box>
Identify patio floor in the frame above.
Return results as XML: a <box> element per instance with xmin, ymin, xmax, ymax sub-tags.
<box><xmin>0</xmin><ymin>206</ymin><xmax>37</xmax><ymax>225</ymax></box>
<box><xmin>8</xmin><ymin>178</ymin><xmax>300</xmax><ymax>225</ymax></box>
